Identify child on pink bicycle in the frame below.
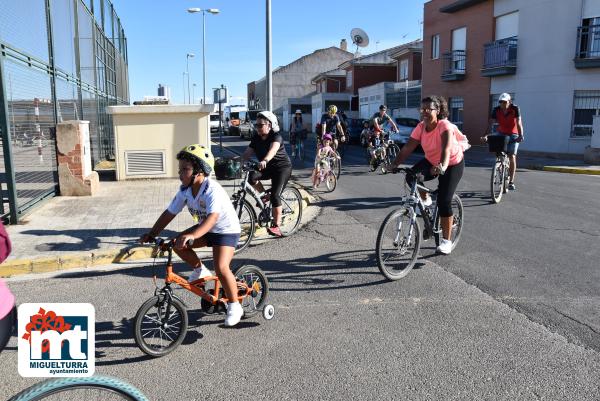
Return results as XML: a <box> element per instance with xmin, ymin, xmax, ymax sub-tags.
<box><xmin>311</xmin><ymin>134</ymin><xmax>339</xmax><ymax>188</ymax></box>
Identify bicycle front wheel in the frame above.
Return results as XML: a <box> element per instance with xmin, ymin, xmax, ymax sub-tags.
<box><xmin>376</xmin><ymin>207</ymin><xmax>421</xmax><ymax>280</ymax></box>
<box><xmin>433</xmin><ymin>194</ymin><xmax>464</xmax><ymax>250</ymax></box>
<box><xmin>325</xmin><ymin>171</ymin><xmax>337</xmax><ymax>192</ymax></box>
<box><xmin>233</xmin><ymin>199</ymin><xmax>256</xmax><ymax>253</ymax></box>
<box><xmin>234</xmin><ymin>264</ymin><xmax>269</xmax><ymax>317</ymax></box>
<box><xmin>8</xmin><ymin>376</ymin><xmax>149</xmax><ymax>401</ymax></box>
<box><xmin>332</xmin><ymin>154</ymin><xmax>341</xmax><ymax>178</ymax></box>
<box><xmin>279</xmin><ymin>187</ymin><xmax>303</xmax><ymax>236</ymax></box>
<box><xmin>491</xmin><ymin>159</ymin><xmax>504</xmax><ymax>203</ymax></box>
<box><xmin>133</xmin><ymin>295</ymin><xmax>188</xmax><ymax>357</ymax></box>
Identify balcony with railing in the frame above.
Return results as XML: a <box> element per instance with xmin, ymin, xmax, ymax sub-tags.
<box><xmin>574</xmin><ymin>25</ymin><xmax>600</xmax><ymax>68</ymax></box>
<box><xmin>441</xmin><ymin>50</ymin><xmax>466</xmax><ymax>81</ymax></box>
<box><xmin>481</xmin><ymin>37</ymin><xmax>518</xmax><ymax>76</ymax></box>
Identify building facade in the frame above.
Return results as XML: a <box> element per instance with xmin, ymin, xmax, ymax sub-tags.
<box><xmin>488</xmin><ymin>0</ymin><xmax>600</xmax><ymax>154</ymax></box>
<box><xmin>247</xmin><ymin>46</ymin><xmax>353</xmax><ymax>114</ymax></box>
<box><xmin>0</xmin><ymin>0</ymin><xmax>129</xmax><ymax>223</ymax></box>
<box><xmin>423</xmin><ymin>0</ymin><xmax>600</xmax><ymax>154</ymax></box>
<box><xmin>423</xmin><ymin>0</ymin><xmax>493</xmax><ymax>140</ymax></box>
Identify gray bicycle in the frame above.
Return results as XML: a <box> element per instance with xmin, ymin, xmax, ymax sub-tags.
<box><xmin>376</xmin><ymin>167</ymin><xmax>464</xmax><ymax>280</ymax></box>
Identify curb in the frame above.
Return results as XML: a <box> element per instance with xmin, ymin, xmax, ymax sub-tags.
<box><xmin>540</xmin><ymin>166</ymin><xmax>600</xmax><ymax>175</ymax></box>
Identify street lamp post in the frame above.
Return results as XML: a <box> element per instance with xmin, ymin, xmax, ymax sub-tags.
<box><xmin>187</xmin><ymin>7</ymin><xmax>220</xmax><ymax>104</ymax></box>
<box><xmin>182</xmin><ymin>71</ymin><xmax>187</xmax><ymax>104</ymax></box>
<box><xmin>186</xmin><ymin>53</ymin><xmax>194</xmax><ymax>104</ymax></box>
<box><xmin>192</xmin><ymin>83</ymin><xmax>197</xmax><ymax>104</ymax></box>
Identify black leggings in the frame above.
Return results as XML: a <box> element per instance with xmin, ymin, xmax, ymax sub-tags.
<box><xmin>249</xmin><ymin>166</ymin><xmax>292</xmax><ymax>207</ymax></box>
<box><xmin>407</xmin><ymin>158</ymin><xmax>464</xmax><ymax>217</ymax></box>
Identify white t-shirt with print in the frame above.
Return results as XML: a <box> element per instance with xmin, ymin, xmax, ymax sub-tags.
<box><xmin>167</xmin><ymin>178</ymin><xmax>241</xmax><ymax>234</ymax></box>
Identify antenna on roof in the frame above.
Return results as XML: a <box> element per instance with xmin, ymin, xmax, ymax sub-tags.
<box><xmin>350</xmin><ymin>28</ymin><xmax>369</xmax><ymax>58</ymax></box>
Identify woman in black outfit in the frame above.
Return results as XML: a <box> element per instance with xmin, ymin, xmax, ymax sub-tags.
<box><xmin>241</xmin><ymin>111</ymin><xmax>292</xmax><ymax>237</ymax></box>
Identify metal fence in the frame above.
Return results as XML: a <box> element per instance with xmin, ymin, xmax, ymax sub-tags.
<box><xmin>576</xmin><ymin>24</ymin><xmax>600</xmax><ymax>59</ymax></box>
<box><xmin>483</xmin><ymin>37</ymin><xmax>518</xmax><ymax>69</ymax></box>
<box><xmin>0</xmin><ymin>0</ymin><xmax>129</xmax><ymax>223</ymax></box>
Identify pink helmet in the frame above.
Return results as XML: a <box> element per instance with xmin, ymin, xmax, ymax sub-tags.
<box><xmin>322</xmin><ymin>134</ymin><xmax>333</xmax><ymax>141</ymax></box>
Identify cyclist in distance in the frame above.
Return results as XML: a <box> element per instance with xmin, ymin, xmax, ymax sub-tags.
<box><xmin>372</xmin><ymin>104</ymin><xmax>398</xmax><ymax>135</ymax></box>
<box><xmin>320</xmin><ymin>105</ymin><xmax>346</xmax><ymax>150</ymax></box>
<box><xmin>240</xmin><ymin>111</ymin><xmax>293</xmax><ymax>238</ymax></box>
<box><xmin>389</xmin><ymin>96</ymin><xmax>465</xmax><ymax>255</ymax></box>
<box><xmin>140</xmin><ymin>144</ymin><xmax>244</xmax><ymax>327</ymax></box>
<box><xmin>368</xmin><ymin>128</ymin><xmax>386</xmax><ymax>170</ymax></box>
<box><xmin>481</xmin><ymin>93</ymin><xmax>524</xmax><ymax>191</ymax></box>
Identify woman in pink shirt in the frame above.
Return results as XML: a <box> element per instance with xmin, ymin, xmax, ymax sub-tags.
<box><xmin>390</xmin><ymin>96</ymin><xmax>465</xmax><ymax>255</ymax></box>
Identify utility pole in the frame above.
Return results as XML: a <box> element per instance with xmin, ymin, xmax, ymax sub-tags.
<box><xmin>266</xmin><ymin>0</ymin><xmax>272</xmax><ymax>111</ymax></box>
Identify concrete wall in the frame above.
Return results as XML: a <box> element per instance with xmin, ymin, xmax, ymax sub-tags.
<box><xmin>257</xmin><ymin>47</ymin><xmax>353</xmax><ymax>112</ymax></box>
<box><xmin>423</xmin><ymin>0</ymin><xmax>494</xmax><ymax>142</ymax></box>
<box><xmin>491</xmin><ymin>0</ymin><xmax>600</xmax><ymax>154</ymax></box>
<box><xmin>108</xmin><ymin>105</ymin><xmax>213</xmax><ymax>180</ymax></box>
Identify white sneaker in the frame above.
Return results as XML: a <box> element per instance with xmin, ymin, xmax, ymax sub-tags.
<box><xmin>225</xmin><ymin>302</ymin><xmax>244</xmax><ymax>327</ymax></box>
<box><xmin>422</xmin><ymin>196</ymin><xmax>433</xmax><ymax>207</ymax></box>
<box><xmin>436</xmin><ymin>239</ymin><xmax>453</xmax><ymax>255</ymax></box>
<box><xmin>188</xmin><ymin>265</ymin><xmax>211</xmax><ymax>282</ymax></box>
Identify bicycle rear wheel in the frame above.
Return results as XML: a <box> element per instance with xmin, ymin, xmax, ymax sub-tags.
<box><xmin>279</xmin><ymin>186</ymin><xmax>303</xmax><ymax>236</ymax></box>
<box><xmin>133</xmin><ymin>295</ymin><xmax>188</xmax><ymax>357</ymax></box>
<box><xmin>433</xmin><ymin>194</ymin><xmax>464</xmax><ymax>250</ymax></box>
<box><xmin>8</xmin><ymin>376</ymin><xmax>149</xmax><ymax>401</ymax></box>
<box><xmin>233</xmin><ymin>199</ymin><xmax>256</xmax><ymax>253</ymax></box>
<box><xmin>376</xmin><ymin>207</ymin><xmax>421</xmax><ymax>281</ymax></box>
<box><xmin>325</xmin><ymin>171</ymin><xmax>337</xmax><ymax>192</ymax></box>
<box><xmin>491</xmin><ymin>159</ymin><xmax>504</xmax><ymax>203</ymax></box>
<box><xmin>234</xmin><ymin>264</ymin><xmax>269</xmax><ymax>317</ymax></box>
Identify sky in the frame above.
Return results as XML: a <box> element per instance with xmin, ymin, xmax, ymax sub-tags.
<box><xmin>111</xmin><ymin>0</ymin><xmax>427</xmax><ymax>105</ymax></box>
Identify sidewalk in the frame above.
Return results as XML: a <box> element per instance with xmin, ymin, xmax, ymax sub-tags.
<box><xmin>465</xmin><ymin>145</ymin><xmax>600</xmax><ymax>175</ymax></box>
<box><xmin>1</xmin><ymin>145</ymin><xmax>317</xmax><ymax>278</ymax></box>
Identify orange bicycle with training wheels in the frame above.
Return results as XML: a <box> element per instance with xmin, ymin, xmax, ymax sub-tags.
<box><xmin>133</xmin><ymin>238</ymin><xmax>274</xmax><ymax>357</ymax></box>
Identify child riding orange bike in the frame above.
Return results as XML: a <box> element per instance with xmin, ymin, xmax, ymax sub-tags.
<box><xmin>140</xmin><ymin>144</ymin><xmax>243</xmax><ymax>327</ymax></box>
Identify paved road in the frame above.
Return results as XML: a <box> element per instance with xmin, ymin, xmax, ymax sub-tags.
<box><xmin>1</xmin><ymin>136</ymin><xmax>599</xmax><ymax>400</ymax></box>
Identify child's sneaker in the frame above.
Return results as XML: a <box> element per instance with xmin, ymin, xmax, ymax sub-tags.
<box><xmin>188</xmin><ymin>264</ymin><xmax>211</xmax><ymax>282</ymax></box>
<box><xmin>225</xmin><ymin>302</ymin><xmax>244</xmax><ymax>327</ymax></box>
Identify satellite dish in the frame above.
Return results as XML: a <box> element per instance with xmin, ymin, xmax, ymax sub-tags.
<box><xmin>350</xmin><ymin>28</ymin><xmax>370</xmax><ymax>56</ymax></box>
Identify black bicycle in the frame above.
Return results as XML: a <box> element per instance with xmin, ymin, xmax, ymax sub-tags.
<box><xmin>487</xmin><ymin>135</ymin><xmax>511</xmax><ymax>203</ymax></box>
<box><xmin>231</xmin><ymin>161</ymin><xmax>303</xmax><ymax>252</ymax></box>
<box><xmin>376</xmin><ymin>167</ymin><xmax>464</xmax><ymax>280</ymax></box>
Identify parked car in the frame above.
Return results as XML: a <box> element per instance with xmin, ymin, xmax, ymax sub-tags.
<box><xmin>345</xmin><ymin>118</ymin><xmax>365</xmax><ymax>145</ymax></box>
<box><xmin>209</xmin><ymin>113</ymin><xmax>222</xmax><ymax>133</ymax></box>
<box><xmin>239</xmin><ymin>110</ymin><xmax>264</xmax><ymax>140</ymax></box>
<box><xmin>389</xmin><ymin>117</ymin><xmax>420</xmax><ymax>147</ymax></box>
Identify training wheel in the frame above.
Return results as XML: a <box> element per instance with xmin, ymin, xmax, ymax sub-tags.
<box><xmin>262</xmin><ymin>304</ymin><xmax>275</xmax><ymax>320</ymax></box>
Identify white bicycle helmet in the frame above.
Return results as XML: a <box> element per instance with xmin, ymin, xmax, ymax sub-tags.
<box><xmin>257</xmin><ymin>110</ymin><xmax>280</xmax><ymax>133</ymax></box>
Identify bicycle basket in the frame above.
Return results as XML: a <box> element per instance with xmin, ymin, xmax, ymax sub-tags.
<box><xmin>487</xmin><ymin>135</ymin><xmax>508</xmax><ymax>153</ymax></box>
<box><xmin>214</xmin><ymin>157</ymin><xmax>242</xmax><ymax>180</ymax></box>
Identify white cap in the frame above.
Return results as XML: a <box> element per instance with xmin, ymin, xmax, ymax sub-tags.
<box><xmin>295</xmin><ymin>109</ymin><xmax>302</xmax><ymax>114</ymax></box>
<box><xmin>499</xmin><ymin>93</ymin><xmax>511</xmax><ymax>102</ymax></box>
<box><xmin>257</xmin><ymin>111</ymin><xmax>280</xmax><ymax>133</ymax></box>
